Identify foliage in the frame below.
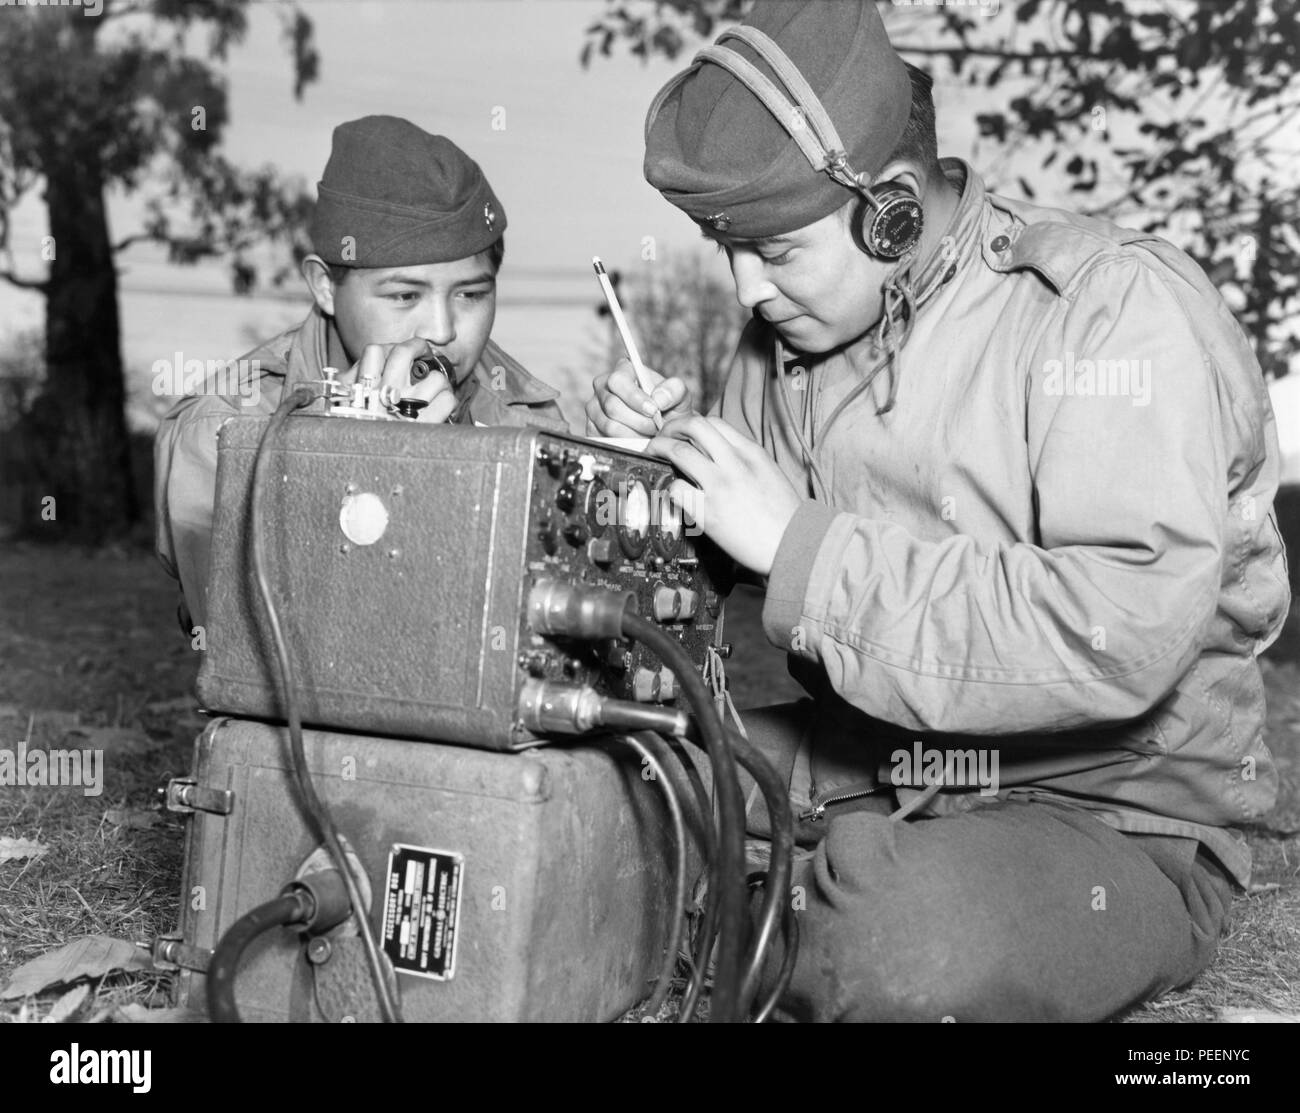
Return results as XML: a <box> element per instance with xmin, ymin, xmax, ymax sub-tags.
<box><xmin>0</xmin><ymin>0</ymin><xmax>318</xmax><ymax>296</ymax></box>
<box><xmin>582</xmin><ymin>0</ymin><xmax>1300</xmax><ymax>377</ymax></box>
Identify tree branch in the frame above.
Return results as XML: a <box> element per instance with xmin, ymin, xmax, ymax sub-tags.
<box><xmin>101</xmin><ymin>0</ymin><xmax>157</xmax><ymax>22</ymax></box>
<box><xmin>0</xmin><ymin>269</ymin><xmax>49</xmax><ymax>293</ymax></box>
<box><xmin>112</xmin><ymin>230</ymin><xmax>166</xmax><ymax>253</ymax></box>
<box><xmin>890</xmin><ymin>43</ymin><xmax>1179</xmax><ymax>61</ymax></box>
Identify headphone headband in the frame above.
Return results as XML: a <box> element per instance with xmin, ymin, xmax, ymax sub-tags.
<box><xmin>644</xmin><ymin>22</ymin><xmax>923</xmax><ymax>259</ymax></box>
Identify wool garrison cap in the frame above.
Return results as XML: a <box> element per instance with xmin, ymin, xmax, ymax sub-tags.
<box><xmin>310</xmin><ymin>116</ymin><xmax>506</xmax><ymax>267</ymax></box>
<box><xmin>644</xmin><ymin>0</ymin><xmax>911</xmax><ymax>239</ymax></box>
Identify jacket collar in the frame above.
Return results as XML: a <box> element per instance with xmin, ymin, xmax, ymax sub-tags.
<box><xmin>908</xmin><ymin>157</ymin><xmax>985</xmax><ymax>313</ymax></box>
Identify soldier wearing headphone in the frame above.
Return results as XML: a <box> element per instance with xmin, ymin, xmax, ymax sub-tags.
<box><xmin>588</xmin><ymin>0</ymin><xmax>1289</xmax><ymax>1021</ymax></box>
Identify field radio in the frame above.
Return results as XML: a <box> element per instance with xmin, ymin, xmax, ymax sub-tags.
<box><xmin>163</xmin><ymin>406</ymin><xmax>760</xmax><ymax>1022</ymax></box>
<box><xmin>197</xmin><ymin>415</ymin><xmax>735</xmax><ymax>747</ymax></box>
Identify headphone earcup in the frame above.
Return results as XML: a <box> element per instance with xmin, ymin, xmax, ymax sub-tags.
<box><xmin>858</xmin><ymin>180</ymin><xmax>924</xmax><ymax>260</ymax></box>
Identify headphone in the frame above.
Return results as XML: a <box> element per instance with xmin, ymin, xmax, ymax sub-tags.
<box><xmin>647</xmin><ymin>25</ymin><xmax>923</xmax><ymax>261</ymax></box>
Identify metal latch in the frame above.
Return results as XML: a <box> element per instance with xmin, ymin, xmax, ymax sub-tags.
<box><xmin>151</xmin><ymin>934</ymin><xmax>213</xmax><ymax>974</ymax></box>
<box><xmin>163</xmin><ymin>777</ymin><xmax>234</xmax><ymax>816</ymax></box>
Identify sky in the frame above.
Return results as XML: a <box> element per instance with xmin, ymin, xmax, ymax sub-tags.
<box><xmin>0</xmin><ymin>0</ymin><xmax>1295</xmax><ymax>470</ymax></box>
<box><xmin>4</xmin><ymin>0</ymin><xmax>742</xmax><ymax>431</ymax></box>
<box><xmin>0</xmin><ymin>0</ymin><xmax>989</xmax><ymax>431</ymax></box>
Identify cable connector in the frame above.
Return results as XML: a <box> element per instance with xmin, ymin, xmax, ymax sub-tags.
<box><xmin>527</xmin><ymin>579</ymin><xmax>636</xmax><ymax>640</ymax></box>
<box><xmin>517</xmin><ymin>678</ymin><xmax>690</xmax><ymax>737</ymax></box>
<box><xmin>280</xmin><ymin>869</ymin><xmax>352</xmax><ymax>936</ymax></box>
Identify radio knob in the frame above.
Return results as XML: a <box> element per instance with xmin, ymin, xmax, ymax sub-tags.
<box><xmin>537</xmin><ymin>520</ymin><xmax>558</xmax><ymax>555</ymax></box>
<box><xmin>633</xmin><ymin>667</ymin><xmax>659</xmax><ymax>702</ymax></box>
<box><xmin>587</xmin><ymin>537</ymin><xmax>615</xmax><ymax>565</ymax></box>
<box><xmin>563</xmin><ymin>521</ymin><xmax>588</xmax><ymax>547</ymax></box>
<box><xmin>604</xmin><ymin>642</ymin><xmax>628</xmax><ymax>669</ymax></box>
<box><xmin>653</xmin><ymin>586</ymin><xmax>699</xmax><ymax>622</ymax></box>
<box><xmin>657</xmin><ymin>668</ymin><xmax>677</xmax><ymax>702</ymax></box>
<box><xmin>555</xmin><ymin>484</ymin><xmax>577</xmax><ymax>513</ymax></box>
<box><xmin>632</xmin><ymin>666</ymin><xmax>676</xmax><ymax>702</ymax></box>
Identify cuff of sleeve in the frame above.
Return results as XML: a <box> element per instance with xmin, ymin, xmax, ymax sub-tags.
<box><xmin>761</xmin><ymin>499</ymin><xmax>840</xmax><ymax>653</ymax></box>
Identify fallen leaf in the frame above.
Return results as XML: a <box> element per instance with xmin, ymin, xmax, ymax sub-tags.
<box><xmin>1247</xmin><ymin>881</ymin><xmax>1281</xmax><ymax>896</ymax></box>
<box><xmin>105</xmin><ymin>808</ymin><xmax>161</xmax><ymax>830</ymax></box>
<box><xmin>115</xmin><ymin>1004</ymin><xmax>207</xmax><ymax>1024</ymax></box>
<box><xmin>0</xmin><ymin>837</ymin><xmax>49</xmax><ymax>863</ymax></box>
<box><xmin>0</xmin><ymin>935</ymin><xmax>153</xmax><ymax>1000</ymax></box>
<box><xmin>42</xmin><ymin>984</ymin><xmax>89</xmax><ymax>1023</ymax></box>
<box><xmin>1217</xmin><ymin>1007</ymin><xmax>1300</xmax><ymax>1023</ymax></box>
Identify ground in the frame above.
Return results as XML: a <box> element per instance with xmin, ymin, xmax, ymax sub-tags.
<box><xmin>0</xmin><ymin>547</ymin><xmax>1297</xmax><ymax>1022</ymax></box>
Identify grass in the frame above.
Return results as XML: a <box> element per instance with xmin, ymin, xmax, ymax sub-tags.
<box><xmin>1</xmin><ymin>550</ymin><xmax>1298</xmax><ymax>1022</ymax></box>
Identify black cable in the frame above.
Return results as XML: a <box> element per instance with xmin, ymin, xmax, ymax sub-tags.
<box><xmin>722</xmin><ymin>724</ymin><xmax>795</xmax><ymax>1017</ymax></box>
<box><xmin>614</xmin><ymin>732</ymin><xmax>689</xmax><ymax>1018</ymax></box>
<box><xmin>250</xmin><ymin>388</ymin><xmax>402</xmax><ymax>1024</ymax></box>
<box><xmin>620</xmin><ymin>612</ymin><xmax>748</xmax><ymax>1023</ymax></box>
<box><xmin>632</xmin><ymin>732</ymin><xmax>717</xmax><ymax>1025</ymax></box>
<box><xmin>207</xmin><ymin>893</ymin><xmax>306</xmax><ymax>1023</ymax></box>
<box><xmin>678</xmin><ymin>885</ymin><xmax>717</xmax><ymax>1024</ymax></box>
<box><xmin>665</xmin><ymin>719</ymin><xmax>795</xmax><ymax>1021</ymax></box>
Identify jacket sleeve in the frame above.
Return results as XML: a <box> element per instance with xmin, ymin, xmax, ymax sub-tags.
<box><xmin>510</xmin><ymin>396</ymin><xmax>571</xmax><ymax>433</ymax></box>
<box><xmin>153</xmin><ymin>399</ymin><xmax>235</xmax><ymax>635</ymax></box>
<box><xmin>761</xmin><ymin>255</ymin><xmax>1228</xmax><ymax>735</ymax></box>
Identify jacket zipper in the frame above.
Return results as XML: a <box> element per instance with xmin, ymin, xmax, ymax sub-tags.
<box><xmin>798</xmin><ymin>780</ymin><xmax>882</xmax><ymax>823</ymax></box>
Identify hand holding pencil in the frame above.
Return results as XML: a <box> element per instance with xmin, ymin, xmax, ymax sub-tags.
<box><xmin>587</xmin><ymin>257</ymin><xmax>695</xmax><ymax>437</ymax></box>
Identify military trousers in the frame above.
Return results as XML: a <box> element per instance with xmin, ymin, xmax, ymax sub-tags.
<box><xmin>692</xmin><ymin>700</ymin><xmax>1236</xmax><ymax>1023</ymax></box>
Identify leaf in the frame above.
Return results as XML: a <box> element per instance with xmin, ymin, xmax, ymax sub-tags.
<box><xmin>105</xmin><ymin>807</ymin><xmax>161</xmax><ymax>830</ymax></box>
<box><xmin>42</xmin><ymin>984</ymin><xmax>89</xmax><ymax>1024</ymax></box>
<box><xmin>0</xmin><ymin>935</ymin><xmax>153</xmax><ymax>1000</ymax></box>
<box><xmin>115</xmin><ymin>1004</ymin><xmax>207</xmax><ymax>1024</ymax></box>
<box><xmin>0</xmin><ymin>837</ymin><xmax>48</xmax><ymax>863</ymax></box>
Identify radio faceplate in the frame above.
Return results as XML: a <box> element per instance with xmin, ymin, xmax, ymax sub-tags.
<box><xmin>197</xmin><ymin>417</ymin><xmax>733</xmax><ymax>749</ymax></box>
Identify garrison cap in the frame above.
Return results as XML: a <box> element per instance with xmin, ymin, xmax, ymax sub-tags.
<box><xmin>644</xmin><ymin>0</ymin><xmax>911</xmax><ymax>239</ymax></box>
<box><xmin>310</xmin><ymin>116</ymin><xmax>505</xmax><ymax>267</ymax></box>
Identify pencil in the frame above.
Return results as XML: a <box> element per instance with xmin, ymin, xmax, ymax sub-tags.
<box><xmin>592</xmin><ymin>256</ymin><xmax>663</xmax><ymax>430</ymax></box>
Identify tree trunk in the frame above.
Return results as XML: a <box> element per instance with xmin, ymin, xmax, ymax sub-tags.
<box><xmin>24</xmin><ymin>150</ymin><xmax>137</xmax><ymax>543</ymax></box>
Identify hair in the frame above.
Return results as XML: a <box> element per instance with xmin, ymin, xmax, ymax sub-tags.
<box><xmin>885</xmin><ymin>64</ymin><xmax>941</xmax><ymax>180</ymax></box>
<box><xmin>328</xmin><ymin>235</ymin><xmax>505</xmax><ymax>285</ymax></box>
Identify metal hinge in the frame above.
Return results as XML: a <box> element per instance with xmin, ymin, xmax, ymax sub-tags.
<box><xmin>163</xmin><ymin>777</ymin><xmax>234</xmax><ymax>816</ymax></box>
<box><xmin>151</xmin><ymin>934</ymin><xmax>213</xmax><ymax>974</ymax></box>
